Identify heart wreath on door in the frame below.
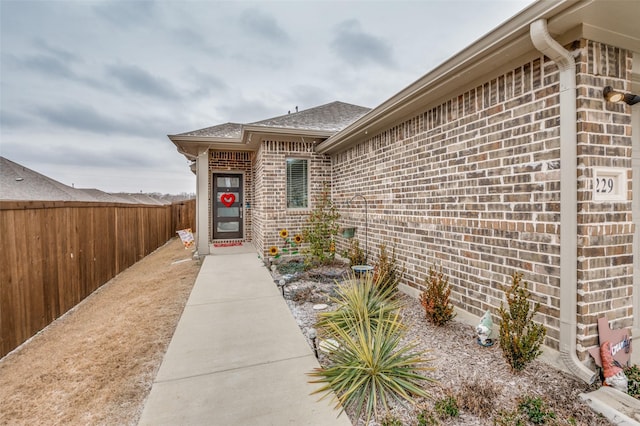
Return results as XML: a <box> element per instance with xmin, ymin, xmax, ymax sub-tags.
<box><xmin>221</xmin><ymin>193</ymin><xmax>236</xmax><ymax>207</ymax></box>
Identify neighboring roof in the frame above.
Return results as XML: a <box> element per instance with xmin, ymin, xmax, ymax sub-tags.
<box><xmin>169</xmin><ymin>101</ymin><xmax>370</xmax><ymax>159</ymax></box>
<box><xmin>0</xmin><ymin>156</ymin><xmax>99</xmax><ymax>202</ymax></box>
<box><xmin>77</xmin><ymin>188</ymin><xmax>137</xmax><ymax>204</ymax></box>
<box><xmin>125</xmin><ymin>193</ymin><xmax>170</xmax><ymax>205</ymax></box>
<box><xmin>317</xmin><ymin>0</ymin><xmax>640</xmax><ymax>154</ymax></box>
<box><xmin>0</xmin><ymin>157</ymin><xmax>169</xmax><ymax>205</ymax></box>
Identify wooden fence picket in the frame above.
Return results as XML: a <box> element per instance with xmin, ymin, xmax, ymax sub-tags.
<box><xmin>0</xmin><ymin>199</ymin><xmax>195</xmax><ymax>358</ymax></box>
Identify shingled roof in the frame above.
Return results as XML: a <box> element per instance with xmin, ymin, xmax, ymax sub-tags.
<box><xmin>174</xmin><ymin>101</ymin><xmax>370</xmax><ymax>138</ymax></box>
<box><xmin>0</xmin><ymin>156</ymin><xmax>99</xmax><ymax>202</ymax></box>
<box><xmin>0</xmin><ymin>157</ymin><xmax>171</xmax><ymax>204</ymax></box>
<box><xmin>177</xmin><ymin>122</ymin><xmax>243</xmax><ymax>139</ymax></box>
<box><xmin>249</xmin><ymin>101</ymin><xmax>370</xmax><ymax>132</ymax></box>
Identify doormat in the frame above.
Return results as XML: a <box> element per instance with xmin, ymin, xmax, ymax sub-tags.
<box><xmin>213</xmin><ymin>241</ymin><xmax>243</xmax><ymax>248</ymax></box>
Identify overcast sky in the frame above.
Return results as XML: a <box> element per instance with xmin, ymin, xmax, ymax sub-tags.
<box><xmin>1</xmin><ymin>0</ymin><xmax>533</xmax><ymax>195</ymax></box>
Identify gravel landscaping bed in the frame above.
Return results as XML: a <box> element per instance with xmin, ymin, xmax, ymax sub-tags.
<box><xmin>273</xmin><ymin>259</ymin><xmax>612</xmax><ymax>426</ymax></box>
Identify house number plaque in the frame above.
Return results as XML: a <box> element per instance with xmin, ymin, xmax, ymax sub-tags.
<box><xmin>593</xmin><ymin>168</ymin><xmax>626</xmax><ymax>201</ymax></box>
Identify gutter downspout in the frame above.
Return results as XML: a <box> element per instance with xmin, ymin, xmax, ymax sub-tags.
<box><xmin>530</xmin><ymin>19</ymin><xmax>595</xmax><ymax>384</ymax></box>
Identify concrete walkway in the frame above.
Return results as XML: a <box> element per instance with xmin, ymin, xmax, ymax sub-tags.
<box><xmin>138</xmin><ymin>245</ymin><xmax>351</xmax><ymax>425</ymax></box>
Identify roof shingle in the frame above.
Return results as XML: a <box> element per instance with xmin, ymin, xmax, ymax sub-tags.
<box><xmin>174</xmin><ymin>101</ymin><xmax>370</xmax><ymax>138</ymax></box>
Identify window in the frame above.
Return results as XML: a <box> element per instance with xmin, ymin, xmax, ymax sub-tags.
<box><xmin>286</xmin><ymin>158</ymin><xmax>308</xmax><ymax>208</ymax></box>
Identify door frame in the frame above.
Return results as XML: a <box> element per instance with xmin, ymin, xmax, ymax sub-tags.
<box><xmin>212</xmin><ymin>170</ymin><xmax>245</xmax><ymax>241</ymax></box>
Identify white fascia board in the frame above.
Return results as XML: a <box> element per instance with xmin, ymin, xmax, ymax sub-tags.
<box><xmin>168</xmin><ymin>126</ymin><xmax>333</xmax><ymax>161</ymax></box>
<box><xmin>241</xmin><ymin>125</ymin><xmax>335</xmax><ymax>138</ymax></box>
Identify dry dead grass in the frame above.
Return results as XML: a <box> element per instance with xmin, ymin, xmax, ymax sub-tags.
<box><xmin>0</xmin><ymin>238</ymin><xmax>200</xmax><ymax>426</ymax></box>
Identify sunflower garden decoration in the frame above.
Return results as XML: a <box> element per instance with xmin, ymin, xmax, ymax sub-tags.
<box><xmin>269</xmin><ymin>228</ymin><xmax>303</xmax><ymax>259</ymax></box>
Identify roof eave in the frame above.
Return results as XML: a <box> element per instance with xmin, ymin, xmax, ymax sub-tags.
<box><xmin>168</xmin><ymin>134</ymin><xmax>245</xmax><ymax>160</ymax></box>
<box><xmin>169</xmin><ymin>126</ymin><xmax>335</xmax><ymax>161</ymax></box>
<box><xmin>242</xmin><ymin>125</ymin><xmax>335</xmax><ymax>139</ymax></box>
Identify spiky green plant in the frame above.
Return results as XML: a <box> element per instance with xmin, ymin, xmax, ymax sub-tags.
<box><xmin>316</xmin><ymin>271</ymin><xmax>400</xmax><ymax>336</ymax></box>
<box><xmin>498</xmin><ymin>272</ymin><xmax>546</xmax><ymax>372</ymax></box>
<box><xmin>309</xmin><ymin>307</ymin><xmax>434</xmax><ymax>423</ymax></box>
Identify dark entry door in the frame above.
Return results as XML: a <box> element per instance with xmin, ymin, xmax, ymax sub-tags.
<box><xmin>213</xmin><ymin>173</ymin><xmax>243</xmax><ymax>240</ymax></box>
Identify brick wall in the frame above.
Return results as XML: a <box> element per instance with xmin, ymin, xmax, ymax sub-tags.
<box><xmin>209</xmin><ymin>151</ymin><xmax>254</xmax><ymax>242</ymax></box>
<box><xmin>330</xmin><ymin>39</ymin><xmax>633</xmax><ymax>358</ymax></box>
<box><xmin>575</xmin><ymin>40</ymin><xmax>634</xmax><ymax>353</ymax></box>
<box><xmin>253</xmin><ymin>139</ymin><xmax>332</xmax><ymax>260</ymax></box>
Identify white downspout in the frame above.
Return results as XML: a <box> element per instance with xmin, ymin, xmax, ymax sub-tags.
<box><xmin>530</xmin><ymin>19</ymin><xmax>595</xmax><ymax>383</ymax></box>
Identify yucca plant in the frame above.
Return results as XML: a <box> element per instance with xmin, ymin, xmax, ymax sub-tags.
<box><xmin>316</xmin><ymin>271</ymin><xmax>400</xmax><ymax>336</ymax></box>
<box><xmin>309</xmin><ymin>307</ymin><xmax>434</xmax><ymax>422</ymax></box>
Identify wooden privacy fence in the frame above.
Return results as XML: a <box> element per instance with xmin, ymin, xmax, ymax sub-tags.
<box><xmin>0</xmin><ymin>199</ymin><xmax>195</xmax><ymax>358</ymax></box>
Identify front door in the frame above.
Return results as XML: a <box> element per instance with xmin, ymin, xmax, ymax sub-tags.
<box><xmin>213</xmin><ymin>173</ymin><xmax>243</xmax><ymax>240</ymax></box>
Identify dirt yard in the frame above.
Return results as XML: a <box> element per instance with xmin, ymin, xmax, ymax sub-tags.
<box><xmin>0</xmin><ymin>238</ymin><xmax>200</xmax><ymax>426</ymax></box>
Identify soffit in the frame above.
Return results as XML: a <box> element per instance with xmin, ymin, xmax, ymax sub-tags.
<box><xmin>169</xmin><ymin>129</ymin><xmax>331</xmax><ymax>160</ymax></box>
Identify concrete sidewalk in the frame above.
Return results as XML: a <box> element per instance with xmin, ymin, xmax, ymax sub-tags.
<box><xmin>138</xmin><ymin>246</ymin><xmax>351</xmax><ymax>425</ymax></box>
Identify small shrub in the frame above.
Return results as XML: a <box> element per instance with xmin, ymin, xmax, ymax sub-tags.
<box><xmin>518</xmin><ymin>395</ymin><xmax>556</xmax><ymax>424</ymax></box>
<box><xmin>373</xmin><ymin>244</ymin><xmax>404</xmax><ymax>294</ymax></box>
<box><xmin>345</xmin><ymin>239</ymin><xmax>366</xmax><ymax>266</ymax></box>
<box><xmin>498</xmin><ymin>272</ymin><xmax>547</xmax><ymax>372</ymax></box>
<box><xmin>420</xmin><ymin>266</ymin><xmax>456</xmax><ymax>326</ymax></box>
<box><xmin>434</xmin><ymin>393</ymin><xmax>459</xmax><ymax>419</ymax></box>
<box><xmin>290</xmin><ymin>286</ymin><xmax>313</xmax><ymax>303</ymax></box>
<box><xmin>417</xmin><ymin>409</ymin><xmax>440</xmax><ymax>426</ymax></box>
<box><xmin>276</xmin><ymin>259</ymin><xmax>306</xmax><ymax>275</ymax></box>
<box><xmin>302</xmin><ymin>183</ymin><xmax>340</xmax><ymax>266</ymax></box>
<box><xmin>380</xmin><ymin>414</ymin><xmax>403</xmax><ymax>426</ymax></box>
<box><xmin>457</xmin><ymin>379</ymin><xmax>499</xmax><ymax>418</ymax></box>
<box><xmin>493</xmin><ymin>409</ymin><xmax>527</xmax><ymax>426</ymax></box>
<box><xmin>624</xmin><ymin>364</ymin><xmax>640</xmax><ymax>399</ymax></box>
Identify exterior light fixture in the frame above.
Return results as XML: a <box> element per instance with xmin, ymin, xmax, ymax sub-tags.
<box><xmin>603</xmin><ymin>86</ymin><xmax>640</xmax><ymax>106</ymax></box>
<box><xmin>308</xmin><ymin>328</ymin><xmax>318</xmax><ymax>358</ymax></box>
<box><xmin>277</xmin><ymin>279</ymin><xmax>286</xmax><ymax>297</ymax></box>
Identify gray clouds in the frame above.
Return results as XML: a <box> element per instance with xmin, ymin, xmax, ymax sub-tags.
<box><xmin>1</xmin><ymin>0</ymin><xmax>534</xmax><ymax>194</ymax></box>
<box><xmin>33</xmin><ymin>38</ymin><xmax>79</xmax><ymax>63</ymax></box>
<box><xmin>107</xmin><ymin>63</ymin><xmax>182</xmax><ymax>100</ymax></box>
<box><xmin>93</xmin><ymin>0</ymin><xmax>157</xmax><ymax>28</ymax></box>
<box><xmin>36</xmin><ymin>103</ymin><xmax>141</xmax><ymax>136</ymax></box>
<box><xmin>240</xmin><ymin>8</ymin><xmax>291</xmax><ymax>44</ymax></box>
<box><xmin>331</xmin><ymin>19</ymin><xmax>395</xmax><ymax>68</ymax></box>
